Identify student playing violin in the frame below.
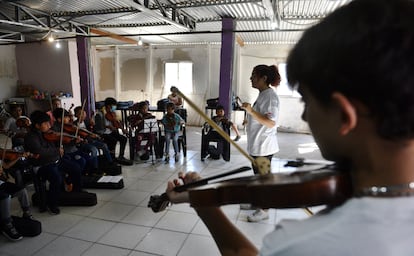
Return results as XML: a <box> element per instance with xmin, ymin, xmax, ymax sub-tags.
<box><xmin>128</xmin><ymin>101</ymin><xmax>156</xmax><ymax>159</ymax></box>
<box><xmin>24</xmin><ymin>111</ymin><xmax>64</xmax><ymax>215</ymax></box>
<box><xmin>164</xmin><ymin>1</ymin><xmax>414</xmax><ymax>255</ymax></box>
<box><xmin>52</xmin><ymin>108</ymin><xmax>98</xmax><ymax>176</ymax></box>
<box><xmin>101</xmin><ymin>97</ymin><xmax>129</xmax><ymax>163</ymax></box>
<box><xmin>73</xmin><ymin>106</ymin><xmax>116</xmax><ymax>169</ymax></box>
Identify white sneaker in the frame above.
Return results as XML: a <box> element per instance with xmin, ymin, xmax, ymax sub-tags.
<box><xmin>247</xmin><ymin>209</ymin><xmax>269</xmax><ymax>222</ymax></box>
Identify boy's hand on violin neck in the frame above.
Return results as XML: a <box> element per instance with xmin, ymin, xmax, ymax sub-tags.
<box><xmin>166</xmin><ymin>171</ymin><xmax>202</xmax><ymax>204</ymax></box>
<box><xmin>178</xmin><ymin>171</ymin><xmax>201</xmax><ymax>184</ymax></box>
<box><xmin>166</xmin><ymin>181</ymin><xmax>190</xmax><ymax>204</ymax></box>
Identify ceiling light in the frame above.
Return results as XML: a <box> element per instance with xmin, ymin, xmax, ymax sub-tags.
<box><xmin>138</xmin><ymin>37</ymin><xmax>143</xmax><ymax>46</ymax></box>
<box><xmin>48</xmin><ymin>34</ymin><xmax>55</xmax><ymax>42</ymax></box>
<box><xmin>55</xmin><ymin>41</ymin><xmax>61</xmax><ymax>49</ymax></box>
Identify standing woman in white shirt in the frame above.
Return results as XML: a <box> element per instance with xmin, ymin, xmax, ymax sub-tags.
<box><xmin>241</xmin><ymin>64</ymin><xmax>281</xmax><ymax>222</ymax></box>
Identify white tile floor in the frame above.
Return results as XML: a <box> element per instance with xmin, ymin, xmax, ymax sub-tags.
<box><xmin>1</xmin><ymin>126</ymin><xmax>325</xmax><ymax>256</ymax></box>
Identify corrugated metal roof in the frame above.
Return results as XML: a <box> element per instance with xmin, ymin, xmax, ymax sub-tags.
<box><xmin>0</xmin><ymin>0</ymin><xmax>352</xmax><ymax>46</ymax></box>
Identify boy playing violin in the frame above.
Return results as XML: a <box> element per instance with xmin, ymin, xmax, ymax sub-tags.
<box><xmin>52</xmin><ymin>108</ymin><xmax>98</xmax><ymax>176</ymax></box>
<box><xmin>73</xmin><ymin>106</ymin><xmax>116</xmax><ymax>168</ymax></box>
<box><xmin>24</xmin><ymin>111</ymin><xmax>63</xmax><ymax>215</ymax></box>
<box><xmin>128</xmin><ymin>101</ymin><xmax>156</xmax><ymax>160</ymax></box>
<box><xmin>101</xmin><ymin>97</ymin><xmax>129</xmax><ymax>164</ymax></box>
<box><xmin>164</xmin><ymin>0</ymin><xmax>414</xmax><ymax>255</ymax></box>
<box><xmin>25</xmin><ymin>111</ymin><xmax>84</xmax><ymax>214</ymax></box>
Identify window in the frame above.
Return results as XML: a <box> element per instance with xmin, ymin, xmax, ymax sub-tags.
<box><xmin>276</xmin><ymin>63</ymin><xmax>300</xmax><ymax>97</ymax></box>
<box><xmin>165</xmin><ymin>62</ymin><xmax>193</xmax><ymax>94</ymax></box>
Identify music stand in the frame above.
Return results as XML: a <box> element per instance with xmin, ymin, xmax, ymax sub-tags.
<box><xmin>140</xmin><ymin>118</ymin><xmax>159</xmax><ymax>164</ymax></box>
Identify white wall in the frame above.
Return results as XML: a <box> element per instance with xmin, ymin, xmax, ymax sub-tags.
<box><xmin>0</xmin><ymin>41</ymin><xmax>309</xmax><ymax>133</ymax></box>
<box><xmin>0</xmin><ymin>45</ymin><xmax>18</xmax><ymax>103</ymax></box>
<box><xmin>15</xmin><ymin>41</ymin><xmax>81</xmax><ymax>113</ymax></box>
<box><xmin>92</xmin><ymin>43</ymin><xmax>310</xmax><ymax>133</ymax></box>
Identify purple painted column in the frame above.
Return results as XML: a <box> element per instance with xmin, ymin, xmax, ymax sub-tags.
<box><xmin>219</xmin><ymin>18</ymin><xmax>235</xmax><ymax>118</ymax></box>
<box><xmin>76</xmin><ymin>36</ymin><xmax>95</xmax><ymax>116</ymax></box>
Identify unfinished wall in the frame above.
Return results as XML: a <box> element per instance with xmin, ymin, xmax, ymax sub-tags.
<box><xmin>92</xmin><ymin>43</ymin><xmax>310</xmax><ymax>133</ymax></box>
<box><xmin>14</xmin><ymin>41</ymin><xmax>81</xmax><ymax>113</ymax></box>
<box><xmin>0</xmin><ymin>45</ymin><xmax>18</xmax><ymax>103</ymax></box>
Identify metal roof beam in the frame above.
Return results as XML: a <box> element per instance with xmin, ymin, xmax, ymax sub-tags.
<box><xmin>1</xmin><ymin>2</ymin><xmax>89</xmax><ymax>36</ymax></box>
<box><xmin>51</xmin><ymin>7</ymin><xmax>139</xmax><ymax>18</ymax></box>
<box><xmin>129</xmin><ymin>0</ymin><xmax>195</xmax><ymax>30</ymax></box>
<box><xmin>162</xmin><ymin>0</ymin><xmax>262</xmax><ymax>9</ymax></box>
<box><xmin>0</xmin><ymin>31</ymin><xmax>24</xmax><ymax>43</ymax></box>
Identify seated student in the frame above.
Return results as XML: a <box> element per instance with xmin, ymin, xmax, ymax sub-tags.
<box><xmin>101</xmin><ymin>97</ymin><xmax>129</xmax><ymax>163</ymax></box>
<box><xmin>128</xmin><ymin>101</ymin><xmax>156</xmax><ymax>159</ymax></box>
<box><xmin>3</xmin><ymin>106</ymin><xmax>30</xmax><ymax>148</ymax></box>
<box><xmin>168</xmin><ymin>86</ymin><xmax>183</xmax><ymax>108</ymax></box>
<box><xmin>161</xmin><ymin>102</ymin><xmax>184</xmax><ymax>162</ymax></box>
<box><xmin>201</xmin><ymin>105</ymin><xmax>235</xmax><ymax>161</ymax></box>
<box><xmin>52</xmin><ymin>108</ymin><xmax>98</xmax><ymax>177</ymax></box>
<box><xmin>73</xmin><ymin>106</ymin><xmax>116</xmax><ymax>167</ymax></box>
<box><xmin>24</xmin><ymin>111</ymin><xmax>63</xmax><ymax>215</ymax></box>
<box><xmin>165</xmin><ymin>0</ymin><xmax>414</xmax><ymax>255</ymax></box>
<box><xmin>212</xmin><ymin>105</ymin><xmax>241</xmax><ymax>141</ymax></box>
<box><xmin>46</xmin><ymin>98</ymin><xmax>61</xmax><ymax>127</ymax></box>
<box><xmin>0</xmin><ymin>153</ymin><xmax>34</xmax><ymax>242</ymax></box>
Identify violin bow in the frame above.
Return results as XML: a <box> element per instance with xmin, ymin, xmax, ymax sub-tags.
<box><xmin>59</xmin><ymin>104</ymin><xmax>65</xmax><ymax>149</ymax></box>
<box><xmin>75</xmin><ymin>99</ymin><xmax>87</xmax><ymax>138</ymax></box>
<box><xmin>171</xmin><ymin>87</ymin><xmax>255</xmax><ymax>165</ymax></box>
<box><xmin>0</xmin><ymin>135</ymin><xmax>10</xmax><ymax>180</ymax></box>
<box><xmin>48</xmin><ymin>94</ymin><xmax>53</xmax><ymax>112</ymax></box>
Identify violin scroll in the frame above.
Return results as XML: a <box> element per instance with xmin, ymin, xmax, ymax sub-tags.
<box><xmin>148</xmin><ymin>194</ymin><xmax>170</xmax><ymax>213</ymax></box>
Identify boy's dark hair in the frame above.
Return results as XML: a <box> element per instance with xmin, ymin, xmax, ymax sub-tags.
<box><xmin>166</xmin><ymin>102</ymin><xmax>175</xmax><ymax>110</ymax></box>
<box><xmin>216</xmin><ymin>105</ymin><xmax>225</xmax><ymax>111</ymax></box>
<box><xmin>52</xmin><ymin>108</ymin><xmax>70</xmax><ymax>120</ymax></box>
<box><xmin>287</xmin><ymin>0</ymin><xmax>414</xmax><ymax>140</ymax></box>
<box><xmin>30</xmin><ymin>110</ymin><xmax>50</xmax><ymax>126</ymax></box>
<box><xmin>137</xmin><ymin>101</ymin><xmax>149</xmax><ymax>111</ymax></box>
<box><xmin>104</xmin><ymin>97</ymin><xmax>117</xmax><ymax>106</ymax></box>
<box><xmin>74</xmin><ymin>106</ymin><xmax>82</xmax><ymax>116</ymax></box>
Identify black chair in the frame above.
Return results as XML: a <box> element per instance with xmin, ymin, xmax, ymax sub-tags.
<box><xmin>200</xmin><ymin>122</ymin><xmax>230</xmax><ymax>161</ymax></box>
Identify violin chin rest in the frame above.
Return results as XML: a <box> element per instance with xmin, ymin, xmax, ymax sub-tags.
<box><xmin>254</xmin><ymin>157</ymin><xmax>271</xmax><ymax>175</ymax></box>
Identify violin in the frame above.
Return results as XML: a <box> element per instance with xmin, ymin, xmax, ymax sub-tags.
<box><xmin>43</xmin><ymin>130</ymin><xmax>81</xmax><ymax>144</ymax></box>
<box><xmin>105</xmin><ymin>111</ymin><xmax>122</xmax><ymax>129</ymax></box>
<box><xmin>0</xmin><ymin>148</ymin><xmax>39</xmax><ymax>161</ymax></box>
<box><xmin>148</xmin><ymin>164</ymin><xmax>353</xmax><ymax>213</ymax></box>
<box><xmin>16</xmin><ymin>116</ymin><xmax>31</xmax><ymax>128</ymax></box>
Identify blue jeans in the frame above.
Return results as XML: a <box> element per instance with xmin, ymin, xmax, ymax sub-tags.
<box><xmin>165</xmin><ymin>131</ymin><xmax>179</xmax><ymax>155</ymax></box>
